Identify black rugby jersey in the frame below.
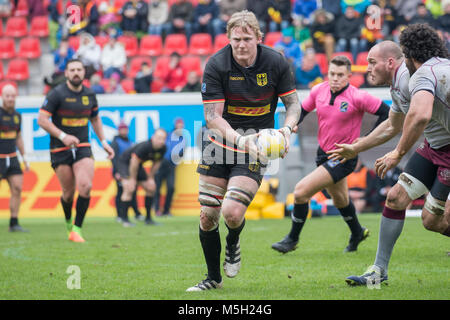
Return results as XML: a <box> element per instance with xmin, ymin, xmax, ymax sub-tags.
<box><xmin>119</xmin><ymin>140</ymin><xmax>167</xmax><ymax>165</ymax></box>
<box><xmin>40</xmin><ymin>83</ymin><xmax>99</xmax><ymax>149</ymax></box>
<box><xmin>201</xmin><ymin>44</ymin><xmax>296</xmax><ymax>131</ymax></box>
<box><xmin>0</xmin><ymin>107</ymin><xmax>21</xmax><ymax>155</ymax></box>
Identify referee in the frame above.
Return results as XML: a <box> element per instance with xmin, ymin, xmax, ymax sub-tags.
<box><xmin>38</xmin><ymin>58</ymin><xmax>114</xmax><ymax>243</ymax></box>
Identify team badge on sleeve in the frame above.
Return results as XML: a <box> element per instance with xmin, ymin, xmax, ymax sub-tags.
<box><xmin>201</xmin><ymin>83</ymin><xmax>206</xmax><ymax>93</ymax></box>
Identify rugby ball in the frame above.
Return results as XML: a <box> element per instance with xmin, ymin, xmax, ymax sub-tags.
<box><xmin>256</xmin><ymin>129</ymin><xmax>286</xmax><ymax>160</ymax></box>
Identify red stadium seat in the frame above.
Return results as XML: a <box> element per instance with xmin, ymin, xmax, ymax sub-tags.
<box><xmin>214</xmin><ymin>33</ymin><xmax>229</xmax><ymax>52</ymax></box>
<box><xmin>6</xmin><ymin>59</ymin><xmax>29</xmax><ymax>81</ymax></box>
<box><xmin>118</xmin><ymin>35</ymin><xmax>138</xmax><ymax>57</ymax></box>
<box><xmin>356</xmin><ymin>51</ymin><xmax>369</xmax><ymax>66</ymax></box>
<box><xmin>82</xmin><ymin>79</ymin><xmax>91</xmax><ymax>87</ymax></box>
<box><xmin>114</xmin><ymin>0</ymin><xmax>128</xmax><ymax>11</ymax></box>
<box><xmin>349</xmin><ymin>74</ymin><xmax>365</xmax><ymax>88</ymax></box>
<box><xmin>68</xmin><ymin>36</ymin><xmax>80</xmax><ymax>51</ymax></box>
<box><xmin>151</xmin><ymin>78</ymin><xmax>164</xmax><ymax>93</ymax></box>
<box><xmin>0</xmin><ymin>20</ymin><xmax>3</xmax><ymax>37</ymax></box>
<box><xmin>189</xmin><ymin>33</ymin><xmax>213</xmax><ymax>55</ymax></box>
<box><xmin>17</xmin><ymin>37</ymin><xmax>41</xmax><ymax>59</ymax></box>
<box><xmin>264</xmin><ymin>32</ymin><xmax>282</xmax><ymax>47</ymax></box>
<box><xmin>153</xmin><ymin>56</ymin><xmax>170</xmax><ymax>79</ymax></box>
<box><xmin>180</xmin><ymin>55</ymin><xmax>202</xmax><ymax>75</ymax></box>
<box><xmin>0</xmin><ymin>63</ymin><xmax>4</xmax><ymax>81</ymax></box>
<box><xmin>120</xmin><ymin>78</ymin><xmax>135</xmax><ymax>93</ymax></box>
<box><xmin>163</xmin><ymin>34</ymin><xmax>188</xmax><ymax>56</ymax></box>
<box><xmin>95</xmin><ymin>35</ymin><xmax>110</xmax><ymax>48</ymax></box>
<box><xmin>5</xmin><ymin>17</ymin><xmax>28</xmax><ymax>37</ymax></box>
<box><xmin>128</xmin><ymin>56</ymin><xmax>152</xmax><ymax>78</ymax></box>
<box><xmin>332</xmin><ymin>51</ymin><xmax>354</xmax><ymax>64</ymax></box>
<box><xmin>100</xmin><ymin>78</ymin><xmax>110</xmax><ymax>91</ymax></box>
<box><xmin>13</xmin><ymin>0</ymin><xmax>29</xmax><ymax>17</ymax></box>
<box><xmin>0</xmin><ymin>38</ymin><xmax>17</xmax><ymax>59</ymax></box>
<box><xmin>139</xmin><ymin>34</ymin><xmax>163</xmax><ymax>56</ymax></box>
<box><xmin>29</xmin><ymin>16</ymin><xmax>50</xmax><ymax>37</ymax></box>
<box><xmin>315</xmin><ymin>53</ymin><xmax>328</xmax><ymax>75</ymax></box>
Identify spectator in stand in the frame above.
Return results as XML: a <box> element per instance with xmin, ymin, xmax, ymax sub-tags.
<box><xmin>44</xmin><ymin>38</ymin><xmax>75</xmax><ymax>88</ymax></box>
<box><xmin>246</xmin><ymin>0</ymin><xmax>271</xmax><ymax>33</ymax></box>
<box><xmin>69</xmin><ymin>0</ymin><xmax>100</xmax><ymax>36</ymax></box>
<box><xmin>161</xmin><ymin>52</ymin><xmax>187</xmax><ymax>92</ymax></box>
<box><xmin>0</xmin><ymin>0</ymin><xmax>12</xmax><ymax>17</ymax></box>
<box><xmin>98</xmin><ymin>1</ymin><xmax>121</xmax><ymax>35</ymax></box>
<box><xmin>320</xmin><ymin>0</ymin><xmax>342</xmax><ymax>18</ymax></box>
<box><xmin>335</xmin><ymin>6</ymin><xmax>365</xmax><ymax>62</ymax></box>
<box><xmin>436</xmin><ymin>0</ymin><xmax>450</xmax><ymax>50</ymax></box>
<box><xmin>90</xmin><ymin>74</ymin><xmax>105</xmax><ymax>94</ymax></box>
<box><xmin>193</xmin><ymin>0</ymin><xmax>220</xmax><ymax>38</ymax></box>
<box><xmin>377</xmin><ymin>0</ymin><xmax>398</xmax><ymax>39</ymax></box>
<box><xmin>134</xmin><ymin>62</ymin><xmax>153</xmax><ymax>93</ymax></box>
<box><xmin>74</xmin><ymin>32</ymin><xmax>102</xmax><ymax>79</ymax></box>
<box><xmin>274</xmin><ymin>28</ymin><xmax>303</xmax><ymax>67</ymax></box>
<box><xmin>181</xmin><ymin>71</ymin><xmax>202</xmax><ymax>92</ymax></box>
<box><xmin>395</xmin><ymin>0</ymin><xmax>422</xmax><ymax>25</ymax></box>
<box><xmin>100</xmin><ymin>32</ymin><xmax>127</xmax><ymax>79</ymax></box>
<box><xmin>120</xmin><ymin>0</ymin><xmax>149</xmax><ymax>37</ymax></box>
<box><xmin>148</xmin><ymin>0</ymin><xmax>169</xmax><ymax>36</ymax></box>
<box><xmin>28</xmin><ymin>0</ymin><xmax>46</xmax><ymax>18</ymax></box>
<box><xmin>268</xmin><ymin>0</ymin><xmax>292</xmax><ymax>32</ymax></box>
<box><xmin>283</xmin><ymin>15</ymin><xmax>313</xmax><ymax>51</ymax></box>
<box><xmin>106</xmin><ymin>72</ymin><xmax>125</xmax><ymax>94</ymax></box>
<box><xmin>425</xmin><ymin>0</ymin><xmax>444</xmax><ymax>18</ymax></box>
<box><xmin>294</xmin><ymin>48</ymin><xmax>323</xmax><ymax>89</ymax></box>
<box><xmin>293</xmin><ymin>0</ymin><xmax>317</xmax><ymax>24</ymax></box>
<box><xmin>164</xmin><ymin>0</ymin><xmax>194</xmax><ymax>40</ymax></box>
<box><xmin>340</xmin><ymin>0</ymin><xmax>371</xmax><ymax>15</ymax></box>
<box><xmin>309</xmin><ymin>8</ymin><xmax>336</xmax><ymax>61</ymax></box>
<box><xmin>48</xmin><ymin>0</ymin><xmax>64</xmax><ymax>50</ymax></box>
<box><xmin>212</xmin><ymin>0</ymin><xmax>246</xmax><ymax>36</ymax></box>
<box><xmin>154</xmin><ymin>118</ymin><xmax>186</xmax><ymax>217</ymax></box>
<box><xmin>410</xmin><ymin>3</ymin><xmax>437</xmax><ymax>27</ymax></box>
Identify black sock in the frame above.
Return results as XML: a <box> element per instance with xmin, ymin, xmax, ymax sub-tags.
<box><xmin>61</xmin><ymin>197</ymin><xmax>73</xmax><ymax>221</ymax></box>
<box><xmin>120</xmin><ymin>200</ymin><xmax>131</xmax><ymax>222</ymax></box>
<box><xmin>225</xmin><ymin>219</ymin><xmax>245</xmax><ymax>247</ymax></box>
<box><xmin>338</xmin><ymin>200</ymin><xmax>362</xmax><ymax>235</ymax></box>
<box><xmin>74</xmin><ymin>196</ymin><xmax>90</xmax><ymax>228</ymax></box>
<box><xmin>288</xmin><ymin>203</ymin><xmax>309</xmax><ymax>241</ymax></box>
<box><xmin>199</xmin><ymin>226</ymin><xmax>222</xmax><ymax>283</ymax></box>
<box><xmin>10</xmin><ymin>217</ymin><xmax>18</xmax><ymax>227</ymax></box>
<box><xmin>145</xmin><ymin>196</ymin><xmax>153</xmax><ymax>220</ymax></box>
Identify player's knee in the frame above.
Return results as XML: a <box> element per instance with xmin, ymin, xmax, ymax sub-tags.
<box><xmin>77</xmin><ymin>181</ymin><xmax>92</xmax><ymax>196</ymax></box>
<box><xmin>293</xmin><ymin>183</ymin><xmax>310</xmax><ymax>203</ymax></box>
<box><xmin>200</xmin><ymin>208</ymin><xmax>220</xmax><ymax>231</ymax></box>
<box><xmin>10</xmin><ymin>184</ymin><xmax>22</xmax><ymax>196</ymax></box>
<box><xmin>222</xmin><ymin>207</ymin><xmax>244</xmax><ymax>228</ymax></box>
<box><xmin>385</xmin><ymin>184</ymin><xmax>410</xmax><ymax>210</ymax></box>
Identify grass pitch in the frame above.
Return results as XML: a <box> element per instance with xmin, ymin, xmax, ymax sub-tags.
<box><xmin>0</xmin><ymin>214</ymin><xmax>448</xmax><ymax>300</ymax></box>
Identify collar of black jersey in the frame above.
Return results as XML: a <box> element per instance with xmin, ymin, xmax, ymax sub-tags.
<box><xmin>329</xmin><ymin>83</ymin><xmax>349</xmax><ymax>105</ymax></box>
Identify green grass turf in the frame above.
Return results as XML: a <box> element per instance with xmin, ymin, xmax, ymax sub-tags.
<box><xmin>0</xmin><ymin>214</ymin><xmax>448</xmax><ymax>300</ymax></box>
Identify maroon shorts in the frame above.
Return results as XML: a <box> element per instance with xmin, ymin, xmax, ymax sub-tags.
<box><xmin>415</xmin><ymin>139</ymin><xmax>450</xmax><ymax>186</ymax></box>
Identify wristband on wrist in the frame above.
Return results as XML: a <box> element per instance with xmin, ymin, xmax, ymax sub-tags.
<box><xmin>58</xmin><ymin>131</ymin><xmax>67</xmax><ymax>141</ymax></box>
<box><xmin>285</xmin><ymin>125</ymin><xmax>292</xmax><ymax>134</ymax></box>
<box><xmin>101</xmin><ymin>139</ymin><xmax>108</xmax><ymax>146</ymax></box>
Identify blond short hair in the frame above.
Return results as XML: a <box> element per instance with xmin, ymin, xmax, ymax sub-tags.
<box><xmin>226</xmin><ymin>10</ymin><xmax>263</xmax><ymax>40</ymax></box>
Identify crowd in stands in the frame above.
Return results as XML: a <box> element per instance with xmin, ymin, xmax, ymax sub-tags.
<box><xmin>0</xmin><ymin>0</ymin><xmax>449</xmax><ymax>94</ymax></box>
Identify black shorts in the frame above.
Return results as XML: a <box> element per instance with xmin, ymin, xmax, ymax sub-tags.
<box><xmin>196</xmin><ymin>137</ymin><xmax>267</xmax><ymax>185</ymax></box>
<box><xmin>116</xmin><ymin>159</ymin><xmax>148</xmax><ymax>181</ymax></box>
<box><xmin>404</xmin><ymin>151</ymin><xmax>450</xmax><ymax>201</ymax></box>
<box><xmin>0</xmin><ymin>156</ymin><xmax>22</xmax><ymax>180</ymax></box>
<box><xmin>51</xmin><ymin>146</ymin><xmax>93</xmax><ymax>170</ymax></box>
<box><xmin>315</xmin><ymin>147</ymin><xmax>358</xmax><ymax>183</ymax></box>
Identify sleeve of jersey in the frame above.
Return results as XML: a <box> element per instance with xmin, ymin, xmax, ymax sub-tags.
<box><xmin>409</xmin><ymin>68</ymin><xmax>436</xmax><ymax>98</ymax></box>
<box><xmin>358</xmin><ymin>90</ymin><xmax>383</xmax><ymax>114</ymax></box>
<box><xmin>40</xmin><ymin>90</ymin><xmax>59</xmax><ymax>116</ymax></box>
<box><xmin>90</xmin><ymin>94</ymin><xmax>99</xmax><ymax>118</ymax></box>
<box><xmin>201</xmin><ymin>61</ymin><xmax>225</xmax><ymax>104</ymax></box>
<box><xmin>301</xmin><ymin>83</ymin><xmax>320</xmax><ymax>112</ymax></box>
<box><xmin>276</xmin><ymin>56</ymin><xmax>296</xmax><ymax>97</ymax></box>
<box><xmin>17</xmin><ymin>113</ymin><xmax>22</xmax><ymax>133</ymax></box>
<box><xmin>133</xmin><ymin>142</ymin><xmax>149</xmax><ymax>161</ymax></box>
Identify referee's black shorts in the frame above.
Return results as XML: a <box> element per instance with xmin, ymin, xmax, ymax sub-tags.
<box><xmin>315</xmin><ymin>147</ymin><xmax>358</xmax><ymax>183</ymax></box>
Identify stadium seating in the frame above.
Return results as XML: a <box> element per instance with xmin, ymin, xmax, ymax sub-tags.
<box><xmin>356</xmin><ymin>51</ymin><xmax>369</xmax><ymax>66</ymax></box>
<box><xmin>0</xmin><ymin>63</ymin><xmax>3</xmax><ymax>81</ymax></box>
<box><xmin>120</xmin><ymin>78</ymin><xmax>135</xmax><ymax>93</ymax></box>
<box><xmin>332</xmin><ymin>51</ymin><xmax>354</xmax><ymax>64</ymax></box>
<box><xmin>0</xmin><ymin>20</ymin><xmax>3</xmax><ymax>37</ymax></box>
<box><xmin>17</xmin><ymin>37</ymin><xmax>41</xmax><ymax>59</ymax></box>
<box><xmin>139</xmin><ymin>34</ymin><xmax>163</xmax><ymax>56</ymax></box>
<box><xmin>315</xmin><ymin>53</ymin><xmax>329</xmax><ymax>75</ymax></box>
<box><xmin>180</xmin><ymin>56</ymin><xmax>202</xmax><ymax>75</ymax></box>
<box><xmin>95</xmin><ymin>35</ymin><xmax>110</xmax><ymax>48</ymax></box>
<box><xmin>153</xmin><ymin>56</ymin><xmax>170</xmax><ymax>79</ymax></box>
<box><xmin>189</xmin><ymin>33</ymin><xmax>213</xmax><ymax>55</ymax></box>
<box><xmin>151</xmin><ymin>78</ymin><xmax>164</xmax><ymax>93</ymax></box>
<box><xmin>349</xmin><ymin>74</ymin><xmax>365</xmax><ymax>88</ymax></box>
<box><xmin>68</xmin><ymin>36</ymin><xmax>81</xmax><ymax>51</ymax></box>
<box><xmin>5</xmin><ymin>17</ymin><xmax>28</xmax><ymax>37</ymax></box>
<box><xmin>0</xmin><ymin>38</ymin><xmax>17</xmax><ymax>59</ymax></box>
<box><xmin>113</xmin><ymin>0</ymin><xmax>128</xmax><ymax>12</ymax></box>
<box><xmin>29</xmin><ymin>16</ymin><xmax>50</xmax><ymax>37</ymax></box>
<box><xmin>128</xmin><ymin>56</ymin><xmax>152</xmax><ymax>78</ymax></box>
<box><xmin>6</xmin><ymin>59</ymin><xmax>29</xmax><ymax>81</ymax></box>
<box><xmin>264</xmin><ymin>32</ymin><xmax>282</xmax><ymax>47</ymax></box>
<box><xmin>13</xmin><ymin>0</ymin><xmax>29</xmax><ymax>17</ymax></box>
<box><xmin>163</xmin><ymin>34</ymin><xmax>188</xmax><ymax>56</ymax></box>
<box><xmin>118</xmin><ymin>35</ymin><xmax>138</xmax><ymax>57</ymax></box>
<box><xmin>213</xmin><ymin>33</ymin><xmax>229</xmax><ymax>53</ymax></box>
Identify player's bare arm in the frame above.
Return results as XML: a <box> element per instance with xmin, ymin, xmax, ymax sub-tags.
<box><xmin>37</xmin><ymin>110</ymin><xmax>80</xmax><ymax>146</ymax></box>
<box><xmin>279</xmin><ymin>92</ymin><xmax>301</xmax><ymax>156</ymax></box>
<box><xmin>328</xmin><ymin>110</ymin><xmax>405</xmax><ymax>162</ymax></box>
<box><xmin>90</xmin><ymin>115</ymin><xmax>115</xmax><ymax>159</ymax></box>
<box><xmin>15</xmin><ymin>132</ymin><xmax>29</xmax><ymax>171</ymax></box>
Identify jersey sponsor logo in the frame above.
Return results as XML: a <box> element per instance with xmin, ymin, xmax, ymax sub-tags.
<box><xmin>248</xmin><ymin>161</ymin><xmax>260</xmax><ymax>172</ymax></box>
<box><xmin>229</xmin><ymin>76</ymin><xmax>245</xmax><ymax>81</ymax></box>
<box><xmin>65</xmin><ymin>98</ymin><xmax>77</xmax><ymax>103</ymax></box>
<box><xmin>256</xmin><ymin>73</ymin><xmax>268</xmax><ymax>87</ymax></box>
<box><xmin>81</xmin><ymin>96</ymin><xmax>89</xmax><ymax>106</ymax></box>
<box><xmin>0</xmin><ymin>130</ymin><xmax>17</xmax><ymax>139</ymax></box>
<box><xmin>228</xmin><ymin>104</ymin><xmax>270</xmax><ymax>116</ymax></box>
<box><xmin>198</xmin><ymin>164</ymin><xmax>210</xmax><ymax>170</ymax></box>
<box><xmin>2</xmin><ymin>116</ymin><xmax>11</xmax><ymax>121</ymax></box>
<box><xmin>340</xmin><ymin>101</ymin><xmax>349</xmax><ymax>112</ymax></box>
<box><xmin>61</xmin><ymin>117</ymin><xmax>89</xmax><ymax>127</ymax></box>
